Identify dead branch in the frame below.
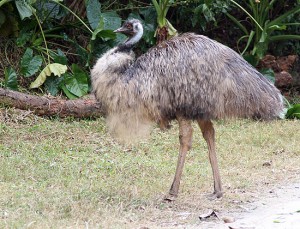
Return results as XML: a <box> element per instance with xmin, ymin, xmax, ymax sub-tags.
<box><xmin>0</xmin><ymin>88</ymin><xmax>105</xmax><ymax>118</ymax></box>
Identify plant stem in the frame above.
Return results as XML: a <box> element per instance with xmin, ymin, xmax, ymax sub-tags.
<box><xmin>0</xmin><ymin>0</ymin><xmax>12</xmax><ymax>8</ymax></box>
<box><xmin>269</xmin><ymin>35</ymin><xmax>300</xmax><ymax>41</ymax></box>
<box><xmin>230</xmin><ymin>0</ymin><xmax>263</xmax><ymax>31</ymax></box>
<box><xmin>32</xmin><ymin>10</ymin><xmax>50</xmax><ymax>65</ymax></box>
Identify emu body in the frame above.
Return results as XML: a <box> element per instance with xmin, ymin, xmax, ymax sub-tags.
<box><xmin>91</xmin><ymin>19</ymin><xmax>284</xmax><ymax>199</ymax></box>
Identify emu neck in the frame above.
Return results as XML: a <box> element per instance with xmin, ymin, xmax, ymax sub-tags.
<box><xmin>126</xmin><ymin>28</ymin><xmax>143</xmax><ymax>46</ymax></box>
<box><xmin>117</xmin><ymin>27</ymin><xmax>143</xmax><ymax>52</ymax></box>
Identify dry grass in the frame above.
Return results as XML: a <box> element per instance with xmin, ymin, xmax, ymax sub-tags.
<box><xmin>0</xmin><ymin>108</ymin><xmax>300</xmax><ymax>228</ymax></box>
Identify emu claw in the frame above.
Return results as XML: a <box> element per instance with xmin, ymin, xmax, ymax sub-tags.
<box><xmin>163</xmin><ymin>194</ymin><xmax>177</xmax><ymax>202</ymax></box>
<box><xmin>207</xmin><ymin>191</ymin><xmax>223</xmax><ymax>200</ymax></box>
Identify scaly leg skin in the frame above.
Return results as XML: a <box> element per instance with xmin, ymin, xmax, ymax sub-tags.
<box><xmin>198</xmin><ymin>119</ymin><xmax>223</xmax><ymax>199</ymax></box>
<box><xmin>164</xmin><ymin>117</ymin><xmax>193</xmax><ymax>201</ymax></box>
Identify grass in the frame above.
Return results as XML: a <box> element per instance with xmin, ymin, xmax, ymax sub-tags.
<box><xmin>0</xmin><ymin>108</ymin><xmax>300</xmax><ymax>228</ymax></box>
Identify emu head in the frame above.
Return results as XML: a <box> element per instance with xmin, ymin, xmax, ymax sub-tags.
<box><xmin>114</xmin><ymin>19</ymin><xmax>143</xmax><ymax>47</ymax></box>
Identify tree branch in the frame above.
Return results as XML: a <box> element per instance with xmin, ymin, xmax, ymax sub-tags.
<box><xmin>0</xmin><ymin>88</ymin><xmax>105</xmax><ymax>118</ymax></box>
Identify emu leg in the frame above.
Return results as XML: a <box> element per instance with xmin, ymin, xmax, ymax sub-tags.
<box><xmin>197</xmin><ymin>119</ymin><xmax>223</xmax><ymax>198</ymax></box>
<box><xmin>167</xmin><ymin>117</ymin><xmax>193</xmax><ymax>199</ymax></box>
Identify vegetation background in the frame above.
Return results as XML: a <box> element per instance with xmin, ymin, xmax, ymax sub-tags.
<box><xmin>0</xmin><ymin>0</ymin><xmax>299</xmax><ymax>103</ymax></box>
<box><xmin>0</xmin><ymin>0</ymin><xmax>300</xmax><ymax>227</ymax></box>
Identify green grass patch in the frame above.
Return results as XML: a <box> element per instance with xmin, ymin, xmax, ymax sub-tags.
<box><xmin>1</xmin><ymin>109</ymin><xmax>300</xmax><ymax>228</ymax></box>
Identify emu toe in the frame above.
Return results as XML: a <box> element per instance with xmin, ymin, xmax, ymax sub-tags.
<box><xmin>207</xmin><ymin>191</ymin><xmax>223</xmax><ymax>200</ymax></box>
<box><xmin>163</xmin><ymin>193</ymin><xmax>177</xmax><ymax>202</ymax></box>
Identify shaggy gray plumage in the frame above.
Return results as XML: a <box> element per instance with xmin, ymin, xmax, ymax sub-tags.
<box><xmin>91</xmin><ymin>23</ymin><xmax>284</xmax><ymax>141</ymax></box>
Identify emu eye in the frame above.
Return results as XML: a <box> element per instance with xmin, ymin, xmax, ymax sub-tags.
<box><xmin>126</xmin><ymin>24</ymin><xmax>132</xmax><ymax>29</ymax></box>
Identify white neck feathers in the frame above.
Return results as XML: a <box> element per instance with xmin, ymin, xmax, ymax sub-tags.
<box><xmin>125</xmin><ymin>23</ymin><xmax>143</xmax><ymax>46</ymax></box>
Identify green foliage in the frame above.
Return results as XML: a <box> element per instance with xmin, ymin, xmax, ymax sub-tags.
<box><xmin>228</xmin><ymin>0</ymin><xmax>300</xmax><ymax>65</ymax></box>
<box><xmin>128</xmin><ymin>8</ymin><xmax>157</xmax><ymax>47</ymax></box>
<box><xmin>0</xmin><ymin>0</ymin><xmax>299</xmax><ymax>105</ymax></box>
<box><xmin>86</xmin><ymin>0</ymin><xmax>101</xmax><ymax>30</ymax></box>
<box><xmin>15</xmin><ymin>0</ymin><xmax>35</xmax><ymax>20</ymax></box>
<box><xmin>0</xmin><ymin>0</ymin><xmax>127</xmax><ymax>98</ymax></box>
<box><xmin>20</xmin><ymin>48</ymin><xmax>43</xmax><ymax>77</ymax></box>
<box><xmin>52</xmin><ymin>49</ymin><xmax>68</xmax><ymax>65</ymax></box>
<box><xmin>0</xmin><ymin>4</ymin><xmax>18</xmax><ymax>36</ymax></box>
<box><xmin>259</xmin><ymin>68</ymin><xmax>275</xmax><ymax>84</ymax></box>
<box><xmin>60</xmin><ymin>64</ymin><xmax>89</xmax><ymax>99</ymax></box>
<box><xmin>192</xmin><ymin>0</ymin><xmax>231</xmax><ymax>30</ymax></box>
<box><xmin>170</xmin><ymin>0</ymin><xmax>231</xmax><ymax>35</ymax></box>
<box><xmin>91</xmin><ymin>11</ymin><xmax>121</xmax><ymax>41</ymax></box>
<box><xmin>151</xmin><ymin>0</ymin><xmax>170</xmax><ymax>28</ymax></box>
<box><xmin>4</xmin><ymin>67</ymin><xmax>18</xmax><ymax>90</ymax></box>
<box><xmin>286</xmin><ymin>103</ymin><xmax>300</xmax><ymax>119</ymax></box>
<box><xmin>30</xmin><ymin>63</ymin><xmax>67</xmax><ymax>89</ymax></box>
<box><xmin>151</xmin><ymin>0</ymin><xmax>177</xmax><ymax>38</ymax></box>
<box><xmin>0</xmin><ymin>0</ymin><xmax>158</xmax><ymax>98</ymax></box>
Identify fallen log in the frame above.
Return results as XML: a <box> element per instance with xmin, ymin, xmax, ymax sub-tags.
<box><xmin>0</xmin><ymin>88</ymin><xmax>105</xmax><ymax>118</ymax></box>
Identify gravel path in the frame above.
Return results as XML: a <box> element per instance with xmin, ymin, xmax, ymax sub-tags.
<box><xmin>199</xmin><ymin>182</ymin><xmax>300</xmax><ymax>229</ymax></box>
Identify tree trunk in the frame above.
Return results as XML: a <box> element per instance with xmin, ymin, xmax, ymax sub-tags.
<box><xmin>0</xmin><ymin>88</ymin><xmax>105</xmax><ymax>118</ymax></box>
<box><xmin>156</xmin><ymin>26</ymin><xmax>169</xmax><ymax>44</ymax></box>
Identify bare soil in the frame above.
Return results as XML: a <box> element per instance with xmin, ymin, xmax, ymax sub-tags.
<box><xmin>198</xmin><ymin>181</ymin><xmax>300</xmax><ymax>229</ymax></box>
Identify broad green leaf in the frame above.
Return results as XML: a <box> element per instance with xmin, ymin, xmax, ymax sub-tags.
<box><xmin>86</xmin><ymin>0</ymin><xmax>101</xmax><ymax>30</ymax></box>
<box><xmin>16</xmin><ymin>31</ymin><xmax>32</xmax><ymax>46</ymax></box>
<box><xmin>92</xmin><ymin>12</ymin><xmax>121</xmax><ymax>40</ymax></box>
<box><xmin>101</xmin><ymin>12</ymin><xmax>121</xmax><ymax>31</ymax></box>
<box><xmin>32</xmin><ymin>37</ymin><xmax>43</xmax><ymax>46</ymax></box>
<box><xmin>35</xmin><ymin>0</ymin><xmax>62</xmax><ymax>20</ymax></box>
<box><xmin>62</xmin><ymin>64</ymin><xmax>88</xmax><ymax>98</ymax></box>
<box><xmin>243</xmin><ymin>54</ymin><xmax>259</xmax><ymax>67</ymax></box>
<box><xmin>4</xmin><ymin>67</ymin><xmax>18</xmax><ymax>90</ymax></box>
<box><xmin>91</xmin><ymin>16</ymin><xmax>104</xmax><ymax>40</ymax></box>
<box><xmin>15</xmin><ymin>0</ymin><xmax>35</xmax><ymax>20</ymax></box>
<box><xmin>60</xmin><ymin>82</ymin><xmax>78</xmax><ymax>99</ymax></box>
<box><xmin>97</xmin><ymin>30</ymin><xmax>115</xmax><ymax>40</ymax></box>
<box><xmin>20</xmin><ymin>48</ymin><xmax>43</xmax><ymax>77</ymax></box>
<box><xmin>30</xmin><ymin>63</ymin><xmax>67</xmax><ymax>89</ymax></box>
<box><xmin>52</xmin><ymin>49</ymin><xmax>68</xmax><ymax>65</ymax></box>
<box><xmin>44</xmin><ymin>75</ymin><xmax>63</xmax><ymax>96</ymax></box>
<box><xmin>260</xmin><ymin>68</ymin><xmax>275</xmax><ymax>84</ymax></box>
<box><xmin>73</xmin><ymin>41</ymin><xmax>89</xmax><ymax>66</ymax></box>
<box><xmin>286</xmin><ymin>104</ymin><xmax>300</xmax><ymax>119</ymax></box>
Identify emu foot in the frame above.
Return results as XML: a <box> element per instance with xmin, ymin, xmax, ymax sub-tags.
<box><xmin>207</xmin><ymin>191</ymin><xmax>223</xmax><ymax>200</ymax></box>
<box><xmin>163</xmin><ymin>193</ymin><xmax>177</xmax><ymax>202</ymax></box>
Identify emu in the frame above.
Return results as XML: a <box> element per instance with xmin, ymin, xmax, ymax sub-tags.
<box><xmin>91</xmin><ymin>19</ymin><xmax>284</xmax><ymax>199</ymax></box>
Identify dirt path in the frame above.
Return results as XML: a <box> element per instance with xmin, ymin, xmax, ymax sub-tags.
<box><xmin>199</xmin><ymin>182</ymin><xmax>300</xmax><ymax>229</ymax></box>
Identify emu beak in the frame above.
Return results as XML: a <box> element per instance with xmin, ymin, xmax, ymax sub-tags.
<box><xmin>114</xmin><ymin>26</ymin><xmax>133</xmax><ymax>35</ymax></box>
<box><xmin>114</xmin><ymin>27</ymin><xmax>126</xmax><ymax>33</ymax></box>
